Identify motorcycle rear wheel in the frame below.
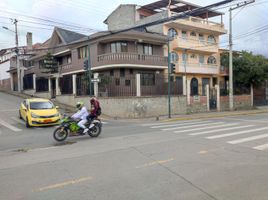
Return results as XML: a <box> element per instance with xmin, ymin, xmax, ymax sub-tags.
<box><xmin>53</xmin><ymin>127</ymin><xmax>68</xmax><ymax>142</ymax></box>
<box><xmin>88</xmin><ymin>123</ymin><xmax>101</xmax><ymax>137</ymax></box>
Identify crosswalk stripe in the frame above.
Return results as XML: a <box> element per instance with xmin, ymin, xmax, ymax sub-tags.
<box><xmin>11</xmin><ymin>117</ymin><xmax>25</xmax><ymax>125</ymax></box>
<box><xmin>228</xmin><ymin>133</ymin><xmax>268</xmax><ymax>144</ymax></box>
<box><xmin>155</xmin><ymin>120</ymin><xmax>212</xmax><ymax>129</ymax></box>
<box><xmin>207</xmin><ymin>127</ymin><xmax>268</xmax><ymax>139</ymax></box>
<box><xmin>253</xmin><ymin>143</ymin><xmax>268</xmax><ymax>151</ymax></box>
<box><xmin>0</xmin><ymin>119</ymin><xmax>22</xmax><ymax>132</ymax></box>
<box><xmin>173</xmin><ymin>122</ymin><xmax>225</xmax><ymax>133</ymax></box>
<box><xmin>141</xmin><ymin>119</ymin><xmax>203</xmax><ymax>127</ymax></box>
<box><xmin>190</xmin><ymin>125</ymin><xmax>254</xmax><ymax>136</ymax></box>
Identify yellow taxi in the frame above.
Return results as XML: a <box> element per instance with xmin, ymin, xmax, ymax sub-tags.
<box><xmin>19</xmin><ymin>98</ymin><xmax>61</xmax><ymax>127</ymax></box>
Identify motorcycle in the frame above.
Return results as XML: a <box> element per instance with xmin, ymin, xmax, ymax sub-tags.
<box><xmin>53</xmin><ymin>115</ymin><xmax>102</xmax><ymax>142</ymax></box>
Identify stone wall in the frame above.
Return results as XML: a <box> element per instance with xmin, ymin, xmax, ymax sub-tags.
<box><xmin>220</xmin><ymin>95</ymin><xmax>252</xmax><ymax>111</ymax></box>
<box><xmin>0</xmin><ymin>78</ymin><xmax>11</xmax><ymax>91</ymax></box>
<box><xmin>187</xmin><ymin>96</ymin><xmax>208</xmax><ymax>114</ymax></box>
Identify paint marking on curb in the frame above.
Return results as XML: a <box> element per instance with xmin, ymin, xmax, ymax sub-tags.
<box><xmin>35</xmin><ymin>176</ymin><xmax>92</xmax><ymax>192</ymax></box>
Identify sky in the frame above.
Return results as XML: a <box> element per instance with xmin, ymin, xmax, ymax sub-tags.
<box><xmin>0</xmin><ymin>0</ymin><xmax>267</xmax><ymax>57</ymax></box>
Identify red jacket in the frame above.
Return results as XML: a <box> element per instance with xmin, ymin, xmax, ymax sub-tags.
<box><xmin>90</xmin><ymin>100</ymin><xmax>100</xmax><ymax>116</ymax></box>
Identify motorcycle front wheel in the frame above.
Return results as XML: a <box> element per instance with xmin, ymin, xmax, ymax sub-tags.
<box><xmin>53</xmin><ymin>127</ymin><xmax>68</xmax><ymax>142</ymax></box>
<box><xmin>88</xmin><ymin>123</ymin><xmax>101</xmax><ymax>137</ymax></box>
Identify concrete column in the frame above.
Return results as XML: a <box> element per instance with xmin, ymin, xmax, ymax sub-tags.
<box><xmin>187</xmin><ymin>79</ymin><xmax>191</xmax><ymax>105</ymax></box>
<box><xmin>55</xmin><ymin>77</ymin><xmax>60</xmax><ymax>96</ymax></box>
<box><xmin>136</xmin><ymin>74</ymin><xmax>141</xmax><ymax>97</ymax></box>
<box><xmin>48</xmin><ymin>78</ymin><xmax>51</xmax><ymax>92</ymax></box>
<box><xmin>206</xmin><ymin>84</ymin><xmax>210</xmax><ymax>111</ymax></box>
<box><xmin>72</xmin><ymin>74</ymin><xmax>77</xmax><ymax>96</ymax></box>
<box><xmin>216</xmin><ymin>84</ymin><xmax>220</xmax><ymax>111</ymax></box>
<box><xmin>210</xmin><ymin>77</ymin><xmax>213</xmax><ymax>88</ymax></box>
<box><xmin>251</xmin><ymin>84</ymin><xmax>254</xmax><ymax>107</ymax></box>
<box><xmin>93</xmin><ymin>73</ymin><xmax>99</xmax><ymax>97</ymax></box>
<box><xmin>33</xmin><ymin>74</ymin><xmax>36</xmax><ymax>92</ymax></box>
<box><xmin>183</xmin><ymin>75</ymin><xmax>186</xmax><ymax>95</ymax></box>
<box><xmin>10</xmin><ymin>75</ymin><xmax>14</xmax><ymax>91</ymax></box>
<box><xmin>20</xmin><ymin>68</ymin><xmax>24</xmax><ymax>91</ymax></box>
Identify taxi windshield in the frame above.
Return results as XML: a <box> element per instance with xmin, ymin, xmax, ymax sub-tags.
<box><xmin>30</xmin><ymin>102</ymin><xmax>54</xmax><ymax>110</ymax></box>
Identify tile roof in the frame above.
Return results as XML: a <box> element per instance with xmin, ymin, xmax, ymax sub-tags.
<box><xmin>55</xmin><ymin>27</ymin><xmax>87</xmax><ymax>44</ymax></box>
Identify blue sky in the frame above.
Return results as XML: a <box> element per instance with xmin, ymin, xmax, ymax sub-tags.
<box><xmin>0</xmin><ymin>0</ymin><xmax>267</xmax><ymax>57</ymax></box>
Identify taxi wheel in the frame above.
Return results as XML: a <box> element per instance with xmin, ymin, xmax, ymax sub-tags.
<box><xmin>26</xmin><ymin>117</ymin><xmax>31</xmax><ymax>128</ymax></box>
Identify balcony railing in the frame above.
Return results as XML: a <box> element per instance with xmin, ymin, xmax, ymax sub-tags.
<box><xmin>176</xmin><ymin>62</ymin><xmax>219</xmax><ymax>74</ymax></box>
<box><xmin>97</xmin><ymin>53</ymin><xmax>168</xmax><ymax>67</ymax></box>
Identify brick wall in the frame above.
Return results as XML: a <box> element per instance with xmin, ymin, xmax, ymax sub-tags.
<box><xmin>0</xmin><ymin>78</ymin><xmax>11</xmax><ymax>91</ymax></box>
<box><xmin>220</xmin><ymin>95</ymin><xmax>252</xmax><ymax>111</ymax></box>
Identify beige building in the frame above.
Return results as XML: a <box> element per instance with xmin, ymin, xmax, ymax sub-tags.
<box><xmin>104</xmin><ymin>0</ymin><xmax>228</xmax><ymax>97</ymax></box>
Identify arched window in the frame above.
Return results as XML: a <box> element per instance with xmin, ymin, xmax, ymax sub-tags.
<box><xmin>207</xmin><ymin>56</ymin><xmax>217</xmax><ymax>64</ymax></box>
<box><xmin>168</xmin><ymin>28</ymin><xmax>177</xmax><ymax>38</ymax></box>
<box><xmin>191</xmin><ymin>78</ymin><xmax>199</xmax><ymax>96</ymax></box>
<box><xmin>190</xmin><ymin>31</ymin><xmax>197</xmax><ymax>37</ymax></box>
<box><xmin>208</xmin><ymin>35</ymin><xmax>216</xmax><ymax>43</ymax></box>
<box><xmin>170</xmin><ymin>52</ymin><xmax>178</xmax><ymax>62</ymax></box>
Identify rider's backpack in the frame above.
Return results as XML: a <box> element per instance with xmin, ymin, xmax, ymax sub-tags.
<box><xmin>96</xmin><ymin>107</ymin><xmax>102</xmax><ymax>116</ymax></box>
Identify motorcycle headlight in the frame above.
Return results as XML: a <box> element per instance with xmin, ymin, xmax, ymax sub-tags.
<box><xmin>31</xmin><ymin>113</ymin><xmax>39</xmax><ymax>118</ymax></box>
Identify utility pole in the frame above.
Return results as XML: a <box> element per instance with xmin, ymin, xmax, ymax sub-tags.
<box><xmin>229</xmin><ymin>0</ymin><xmax>255</xmax><ymax>110</ymax></box>
<box><xmin>184</xmin><ymin>49</ymin><xmax>188</xmax><ymax>105</ymax></box>
<box><xmin>168</xmin><ymin>39</ymin><xmax>171</xmax><ymax>118</ymax></box>
<box><xmin>14</xmin><ymin>19</ymin><xmax>21</xmax><ymax>92</ymax></box>
<box><xmin>87</xmin><ymin>42</ymin><xmax>92</xmax><ymax>96</ymax></box>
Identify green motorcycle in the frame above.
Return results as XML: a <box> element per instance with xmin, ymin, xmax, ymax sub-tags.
<box><xmin>53</xmin><ymin>115</ymin><xmax>102</xmax><ymax>142</ymax></box>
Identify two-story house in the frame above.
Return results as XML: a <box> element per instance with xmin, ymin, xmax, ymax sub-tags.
<box><xmin>104</xmin><ymin>0</ymin><xmax>228</xmax><ymax>97</ymax></box>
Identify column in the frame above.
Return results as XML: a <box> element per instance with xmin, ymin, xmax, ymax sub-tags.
<box><xmin>250</xmin><ymin>84</ymin><xmax>254</xmax><ymax>107</ymax></box>
<box><xmin>55</xmin><ymin>77</ymin><xmax>60</xmax><ymax>96</ymax></box>
<box><xmin>10</xmin><ymin>75</ymin><xmax>14</xmax><ymax>91</ymax></box>
<box><xmin>187</xmin><ymin>79</ymin><xmax>191</xmax><ymax>105</ymax></box>
<box><xmin>183</xmin><ymin>75</ymin><xmax>186</xmax><ymax>95</ymax></box>
<box><xmin>48</xmin><ymin>77</ymin><xmax>51</xmax><ymax>92</ymax></box>
<box><xmin>210</xmin><ymin>77</ymin><xmax>213</xmax><ymax>88</ymax></box>
<box><xmin>33</xmin><ymin>74</ymin><xmax>36</xmax><ymax>92</ymax></box>
<box><xmin>216</xmin><ymin>84</ymin><xmax>220</xmax><ymax>111</ymax></box>
<box><xmin>72</xmin><ymin>74</ymin><xmax>77</xmax><ymax>96</ymax></box>
<box><xmin>93</xmin><ymin>73</ymin><xmax>98</xmax><ymax>97</ymax></box>
<box><xmin>206</xmin><ymin>84</ymin><xmax>210</xmax><ymax>111</ymax></box>
<box><xmin>136</xmin><ymin>74</ymin><xmax>141</xmax><ymax>97</ymax></box>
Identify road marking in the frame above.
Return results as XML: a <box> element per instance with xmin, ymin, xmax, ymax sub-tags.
<box><xmin>253</xmin><ymin>143</ymin><xmax>268</xmax><ymax>151</ymax></box>
<box><xmin>135</xmin><ymin>158</ymin><xmax>175</xmax><ymax>169</ymax></box>
<box><xmin>207</xmin><ymin>127</ymin><xmax>268</xmax><ymax>139</ymax></box>
<box><xmin>102</xmin><ymin>121</ymin><xmax>108</xmax><ymax>124</ymax></box>
<box><xmin>174</xmin><ymin>123</ymin><xmax>235</xmax><ymax>133</ymax></box>
<box><xmin>141</xmin><ymin>119</ymin><xmax>203</xmax><ymax>127</ymax></box>
<box><xmin>228</xmin><ymin>133</ymin><xmax>268</xmax><ymax>144</ymax></box>
<box><xmin>190</xmin><ymin>125</ymin><xmax>254</xmax><ymax>136</ymax></box>
<box><xmin>11</xmin><ymin>117</ymin><xmax>25</xmax><ymax>125</ymax></box>
<box><xmin>35</xmin><ymin>176</ymin><xmax>92</xmax><ymax>192</ymax></box>
<box><xmin>0</xmin><ymin>119</ymin><xmax>22</xmax><ymax>132</ymax></box>
<box><xmin>173</xmin><ymin>122</ymin><xmax>224</xmax><ymax>133</ymax></box>
<box><xmin>152</xmin><ymin>120</ymin><xmax>211</xmax><ymax>129</ymax></box>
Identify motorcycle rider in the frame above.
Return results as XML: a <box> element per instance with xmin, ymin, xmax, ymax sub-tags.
<box><xmin>72</xmin><ymin>101</ymin><xmax>89</xmax><ymax>134</ymax></box>
<box><xmin>87</xmin><ymin>97</ymin><xmax>100</xmax><ymax>129</ymax></box>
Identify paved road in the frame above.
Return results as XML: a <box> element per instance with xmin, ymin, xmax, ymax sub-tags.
<box><xmin>1</xmin><ymin>92</ymin><xmax>268</xmax><ymax>200</ymax></box>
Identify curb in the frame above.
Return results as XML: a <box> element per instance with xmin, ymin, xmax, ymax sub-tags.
<box><xmin>162</xmin><ymin>110</ymin><xmax>268</xmax><ymax>122</ymax></box>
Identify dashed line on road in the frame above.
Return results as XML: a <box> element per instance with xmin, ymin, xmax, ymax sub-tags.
<box><xmin>0</xmin><ymin>119</ymin><xmax>22</xmax><ymax>132</ymax></box>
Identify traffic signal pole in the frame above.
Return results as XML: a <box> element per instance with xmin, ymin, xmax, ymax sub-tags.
<box><xmin>168</xmin><ymin>39</ymin><xmax>171</xmax><ymax>118</ymax></box>
<box><xmin>87</xmin><ymin>43</ymin><xmax>92</xmax><ymax>96</ymax></box>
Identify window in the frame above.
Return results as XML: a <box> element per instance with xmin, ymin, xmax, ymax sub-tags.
<box><xmin>199</xmin><ymin>55</ymin><xmax>205</xmax><ymax>64</ymax></box>
<box><xmin>141</xmin><ymin>73</ymin><xmax>155</xmax><ymax>86</ymax></box>
<box><xmin>125</xmin><ymin>80</ymin><xmax>131</xmax><ymax>86</ymax></box>
<box><xmin>115</xmin><ymin>78</ymin><xmax>120</xmax><ymax>86</ymax></box>
<box><xmin>182</xmin><ymin>53</ymin><xmax>188</xmax><ymax>62</ymax></box>
<box><xmin>168</xmin><ymin>28</ymin><xmax>177</xmax><ymax>39</ymax></box>
<box><xmin>199</xmin><ymin>33</ymin><xmax>205</xmax><ymax>43</ymax></box>
<box><xmin>23</xmin><ymin>73</ymin><xmax>33</xmax><ymax>90</ymax></box>
<box><xmin>67</xmin><ymin>55</ymin><xmax>72</xmax><ymax>64</ymax></box>
<box><xmin>60</xmin><ymin>75</ymin><xmax>73</xmax><ymax>94</ymax></box>
<box><xmin>110</xmin><ymin>69</ymin><xmax>114</xmax><ymax>76</ymax></box>
<box><xmin>38</xmin><ymin>60</ymin><xmax>44</xmax><ymax>69</ymax></box>
<box><xmin>190</xmin><ymin>31</ymin><xmax>196</xmax><ymax>37</ymax></box>
<box><xmin>190</xmin><ymin>54</ymin><xmax>196</xmax><ymax>59</ymax></box>
<box><xmin>120</xmin><ymin>68</ymin><xmax>125</xmax><ymax>77</ymax></box>
<box><xmin>207</xmin><ymin>56</ymin><xmax>216</xmax><ymax>64</ymax></box>
<box><xmin>129</xmin><ymin>69</ymin><xmax>133</xmax><ymax>74</ymax></box>
<box><xmin>111</xmin><ymin>42</ymin><xmax>128</xmax><ymax>53</ymax></box>
<box><xmin>78</xmin><ymin>46</ymin><xmax>88</xmax><ymax>59</ymax></box>
<box><xmin>143</xmin><ymin>44</ymin><xmax>153</xmax><ymax>55</ymax></box>
<box><xmin>182</xmin><ymin>31</ymin><xmax>187</xmax><ymax>40</ymax></box>
<box><xmin>36</xmin><ymin>78</ymin><xmax>49</xmax><ymax>92</ymax></box>
<box><xmin>170</xmin><ymin>52</ymin><xmax>178</xmax><ymax>62</ymax></box>
<box><xmin>190</xmin><ymin>78</ymin><xmax>198</xmax><ymax>96</ymax></box>
<box><xmin>202</xmin><ymin>78</ymin><xmax>210</xmax><ymax>96</ymax></box>
<box><xmin>58</xmin><ymin>57</ymin><xmax>63</xmax><ymax>65</ymax></box>
<box><xmin>208</xmin><ymin>35</ymin><xmax>216</xmax><ymax>44</ymax></box>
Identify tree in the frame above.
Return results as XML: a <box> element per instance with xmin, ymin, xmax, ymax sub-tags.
<box><xmin>40</xmin><ymin>52</ymin><xmax>58</xmax><ymax>74</ymax></box>
<box><xmin>221</xmin><ymin>51</ymin><xmax>268</xmax><ymax>88</ymax></box>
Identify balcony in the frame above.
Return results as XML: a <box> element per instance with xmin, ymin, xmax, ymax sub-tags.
<box><xmin>97</xmin><ymin>53</ymin><xmax>168</xmax><ymax>67</ymax></box>
<box><xmin>176</xmin><ymin>62</ymin><xmax>219</xmax><ymax>75</ymax></box>
<box><xmin>171</xmin><ymin>37</ymin><xmax>218</xmax><ymax>53</ymax></box>
<box><xmin>168</xmin><ymin>16</ymin><xmax>227</xmax><ymax>34</ymax></box>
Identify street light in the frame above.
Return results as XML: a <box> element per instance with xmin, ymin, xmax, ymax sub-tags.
<box><xmin>2</xmin><ymin>21</ymin><xmax>21</xmax><ymax>92</ymax></box>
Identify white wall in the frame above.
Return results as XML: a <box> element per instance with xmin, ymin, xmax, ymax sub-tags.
<box><xmin>0</xmin><ymin>60</ymin><xmax>11</xmax><ymax>81</ymax></box>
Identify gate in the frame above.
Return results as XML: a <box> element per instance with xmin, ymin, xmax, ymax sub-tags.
<box><xmin>210</xmin><ymin>87</ymin><xmax>217</xmax><ymax>110</ymax></box>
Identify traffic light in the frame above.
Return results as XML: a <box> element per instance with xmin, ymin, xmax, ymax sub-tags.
<box><xmin>170</xmin><ymin>63</ymin><xmax>176</xmax><ymax>74</ymax></box>
<box><xmin>83</xmin><ymin>59</ymin><xmax>89</xmax><ymax>71</ymax></box>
